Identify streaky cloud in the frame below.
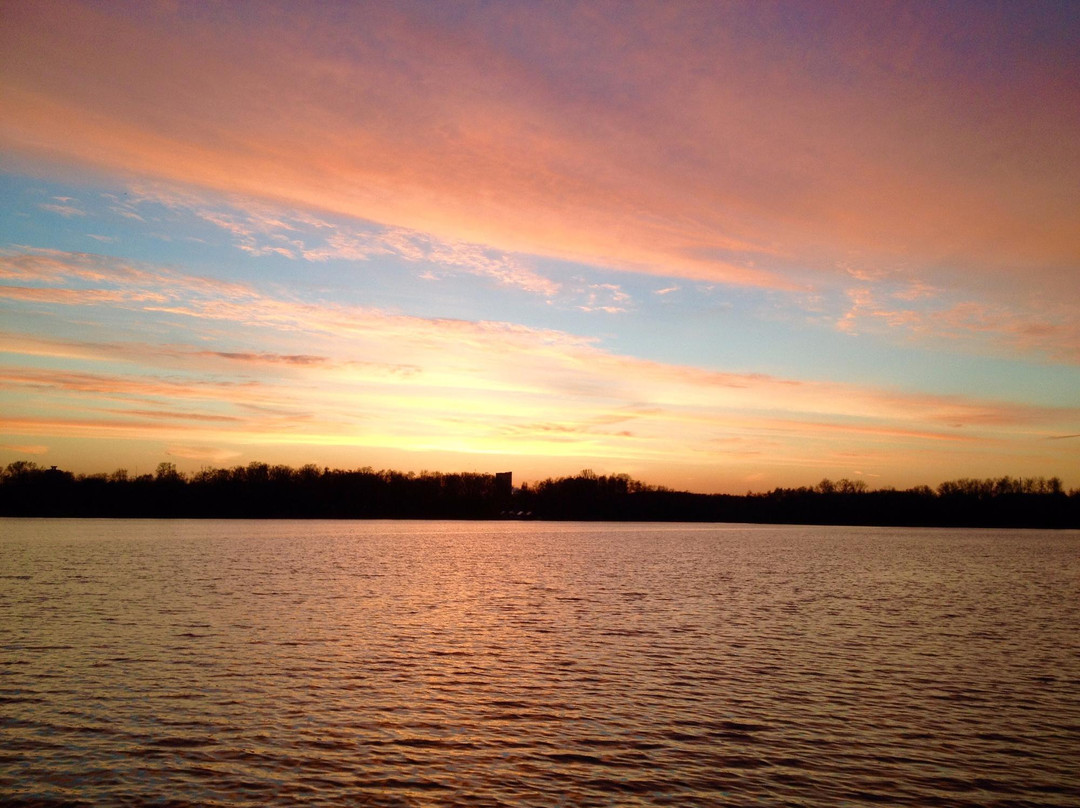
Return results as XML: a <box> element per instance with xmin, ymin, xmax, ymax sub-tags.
<box><xmin>2</xmin><ymin>247</ymin><xmax>1076</xmax><ymax>488</ymax></box>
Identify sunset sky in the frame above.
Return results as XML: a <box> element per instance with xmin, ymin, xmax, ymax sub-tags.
<box><xmin>1</xmin><ymin>0</ymin><xmax>1077</xmax><ymax>492</ymax></box>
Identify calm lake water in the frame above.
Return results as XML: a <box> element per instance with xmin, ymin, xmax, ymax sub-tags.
<box><xmin>1</xmin><ymin>519</ymin><xmax>1078</xmax><ymax>807</ymax></box>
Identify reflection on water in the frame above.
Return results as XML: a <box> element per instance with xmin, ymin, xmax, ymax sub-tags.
<box><xmin>1</xmin><ymin>519</ymin><xmax>1078</xmax><ymax>806</ymax></box>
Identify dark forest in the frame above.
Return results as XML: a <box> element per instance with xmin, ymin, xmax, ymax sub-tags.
<box><xmin>1</xmin><ymin>461</ymin><xmax>1076</xmax><ymax>528</ymax></box>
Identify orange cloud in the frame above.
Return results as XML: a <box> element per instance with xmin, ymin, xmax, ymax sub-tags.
<box><xmin>165</xmin><ymin>445</ymin><xmax>243</xmax><ymax>462</ymax></box>
<box><xmin>3</xmin><ymin>248</ymin><xmax>1077</xmax><ymax>488</ymax></box>
<box><xmin>13</xmin><ymin>0</ymin><xmax>1075</xmax><ymax>298</ymax></box>
<box><xmin>0</xmin><ymin>367</ymin><xmax>278</xmax><ymax>420</ymax></box>
<box><xmin>5</xmin><ymin>250</ymin><xmax>1077</xmax><ymax>434</ymax></box>
<box><xmin>0</xmin><ymin>443</ymin><xmax>49</xmax><ymax>455</ymax></box>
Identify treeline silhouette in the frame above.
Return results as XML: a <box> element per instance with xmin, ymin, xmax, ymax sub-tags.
<box><xmin>1</xmin><ymin>461</ymin><xmax>1077</xmax><ymax>527</ymax></box>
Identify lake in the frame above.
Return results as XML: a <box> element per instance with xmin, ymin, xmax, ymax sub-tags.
<box><xmin>1</xmin><ymin>519</ymin><xmax>1078</xmax><ymax>806</ymax></box>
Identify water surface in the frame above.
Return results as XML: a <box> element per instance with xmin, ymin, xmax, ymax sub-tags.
<box><xmin>2</xmin><ymin>519</ymin><xmax>1078</xmax><ymax>806</ymax></box>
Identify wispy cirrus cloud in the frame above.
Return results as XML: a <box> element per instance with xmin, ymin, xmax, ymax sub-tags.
<box><xmin>117</xmin><ymin>182</ymin><xmax>562</xmax><ymax>297</ymax></box>
<box><xmin>0</xmin><ymin>286</ymin><xmax>167</xmax><ymax>304</ymax></box>
<box><xmin>38</xmin><ymin>202</ymin><xmax>86</xmax><ymax>217</ymax></box>
<box><xmin>3</xmin><ymin>3</ymin><xmax>1078</xmax><ymax>490</ymax></box>
<box><xmin>3</xmin><ymin>0</ymin><xmax>1077</xmax><ymax>303</ymax></box>
<box><xmin>201</xmin><ymin>351</ymin><xmax>328</xmax><ymax>367</ymax></box>
<box><xmin>0</xmin><ymin>366</ymin><xmax>266</xmax><ymax>404</ymax></box>
<box><xmin>575</xmin><ymin>283</ymin><xmax>632</xmax><ymax>314</ymax></box>
<box><xmin>165</xmin><ymin>445</ymin><xmax>243</xmax><ymax>462</ymax></box>
<box><xmin>0</xmin><ymin>443</ymin><xmax>49</xmax><ymax>455</ymax></box>
<box><xmin>5</xmin><ymin>249</ymin><xmax>1075</xmax><ymax>434</ymax></box>
<box><xmin>3</xmin><ymin>248</ymin><xmax>1076</xmax><ymax>486</ymax></box>
<box><xmin>837</xmin><ymin>285</ymin><xmax>1080</xmax><ymax>364</ymax></box>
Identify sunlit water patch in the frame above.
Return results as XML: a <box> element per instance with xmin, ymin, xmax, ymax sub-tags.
<box><xmin>1</xmin><ymin>520</ymin><xmax>1078</xmax><ymax>806</ymax></box>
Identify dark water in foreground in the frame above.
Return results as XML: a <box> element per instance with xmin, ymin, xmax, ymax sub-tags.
<box><xmin>1</xmin><ymin>520</ymin><xmax>1078</xmax><ymax>807</ymax></box>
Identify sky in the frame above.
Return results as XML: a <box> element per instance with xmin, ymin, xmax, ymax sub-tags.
<box><xmin>1</xmin><ymin>0</ymin><xmax>1077</xmax><ymax>493</ymax></box>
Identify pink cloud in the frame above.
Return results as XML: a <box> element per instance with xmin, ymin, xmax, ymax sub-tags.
<box><xmin>2</xmin><ymin>248</ymin><xmax>1076</xmax><ymax>486</ymax></box>
<box><xmin>3</xmin><ymin>1</ymin><xmax>1077</xmax><ymax>311</ymax></box>
<box><xmin>575</xmin><ymin>283</ymin><xmax>632</xmax><ymax>314</ymax></box>
<box><xmin>837</xmin><ymin>286</ymin><xmax>1080</xmax><ymax>364</ymax></box>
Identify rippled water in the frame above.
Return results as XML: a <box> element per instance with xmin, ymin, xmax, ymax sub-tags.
<box><xmin>1</xmin><ymin>519</ymin><xmax>1078</xmax><ymax>806</ymax></box>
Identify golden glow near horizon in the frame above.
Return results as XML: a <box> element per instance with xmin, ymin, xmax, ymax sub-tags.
<box><xmin>1</xmin><ymin>1</ymin><xmax>1077</xmax><ymax>492</ymax></box>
